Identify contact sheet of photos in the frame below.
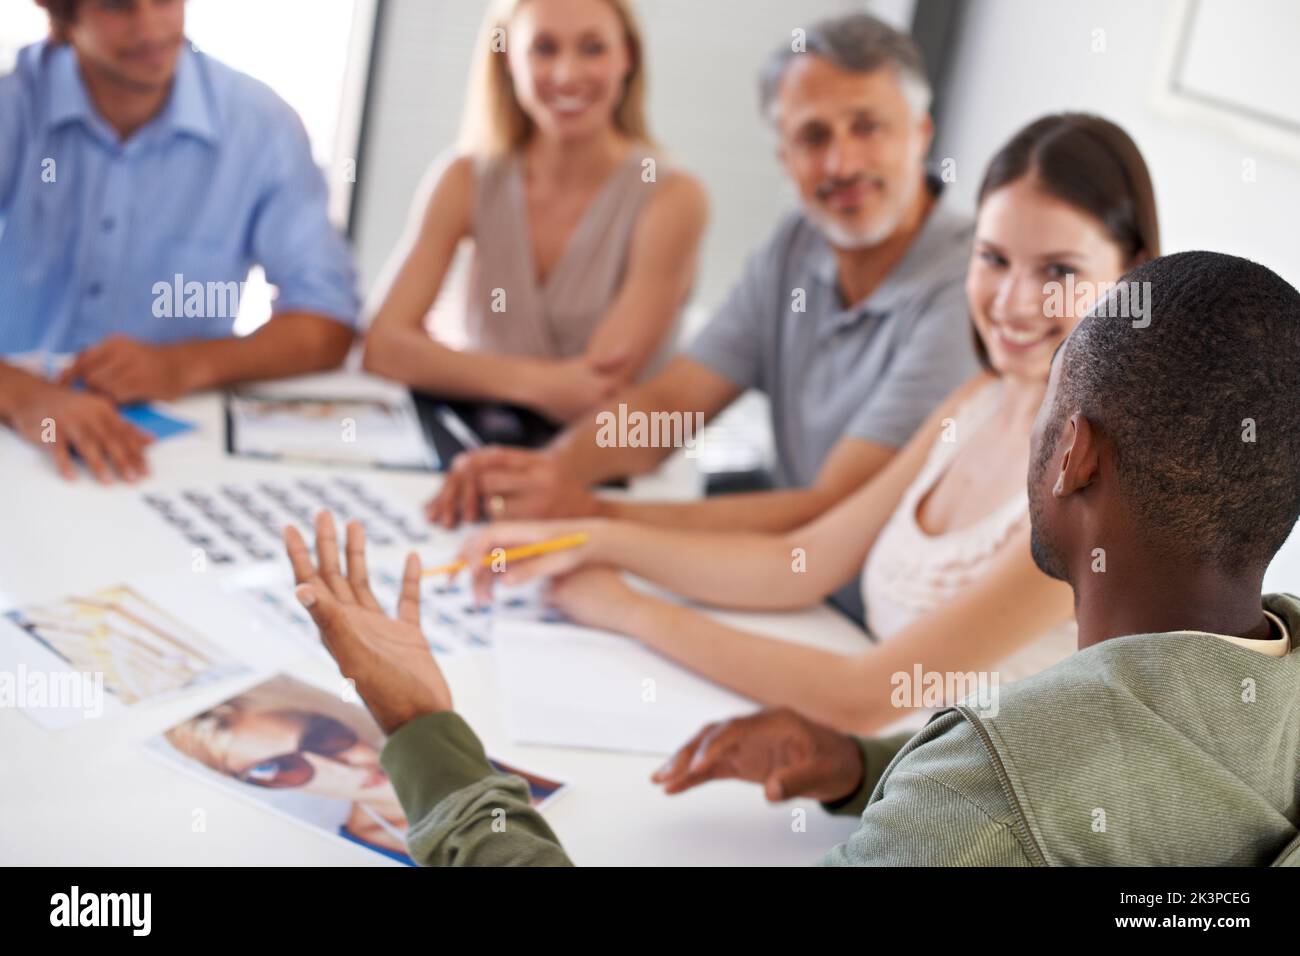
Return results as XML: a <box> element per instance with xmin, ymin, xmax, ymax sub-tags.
<box><xmin>229</xmin><ymin>561</ymin><xmax>558</xmax><ymax>657</ymax></box>
<box><xmin>141</xmin><ymin>475</ymin><xmax>432</xmax><ymax>566</ymax></box>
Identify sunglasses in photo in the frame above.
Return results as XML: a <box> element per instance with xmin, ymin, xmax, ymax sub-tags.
<box><xmin>237</xmin><ymin>713</ymin><xmax>359</xmax><ymax>789</ymax></box>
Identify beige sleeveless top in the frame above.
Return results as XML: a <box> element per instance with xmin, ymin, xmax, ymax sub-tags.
<box><xmin>862</xmin><ymin>378</ymin><xmax>1077</xmax><ymax>731</ymax></box>
<box><xmin>460</xmin><ymin>147</ymin><xmax>675</xmax><ymax>366</ymax></box>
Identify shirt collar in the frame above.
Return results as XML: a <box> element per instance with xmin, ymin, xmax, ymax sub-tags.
<box><xmin>163</xmin><ymin>43</ymin><xmax>219</xmax><ymax>145</ymax></box>
<box><xmin>45</xmin><ymin>42</ymin><xmax>94</xmax><ymax>132</ymax></box>
<box><xmin>44</xmin><ymin>40</ymin><xmax>218</xmax><ymax>146</ymax></box>
<box><xmin>1193</xmin><ymin>609</ymin><xmax>1292</xmax><ymax>658</ymax></box>
<box><xmin>1258</xmin><ymin>609</ymin><xmax>1292</xmax><ymax>655</ymax></box>
<box><xmin>811</xmin><ymin>172</ymin><xmax>957</xmax><ymax>325</ymax></box>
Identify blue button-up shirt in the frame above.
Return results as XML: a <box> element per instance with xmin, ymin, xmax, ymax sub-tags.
<box><xmin>0</xmin><ymin>41</ymin><xmax>359</xmax><ymax>354</ymax></box>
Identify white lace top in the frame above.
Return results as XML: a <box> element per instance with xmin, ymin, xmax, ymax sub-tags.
<box><xmin>861</xmin><ymin>379</ymin><xmax>1077</xmax><ymax>731</ymax></box>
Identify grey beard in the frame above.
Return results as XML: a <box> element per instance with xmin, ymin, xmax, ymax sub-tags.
<box><xmin>805</xmin><ymin>174</ymin><xmax>922</xmax><ymax>250</ymax></box>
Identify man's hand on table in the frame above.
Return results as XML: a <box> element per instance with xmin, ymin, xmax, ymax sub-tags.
<box><xmin>3</xmin><ymin>374</ymin><xmax>154</xmax><ymax>483</ymax></box>
<box><xmin>653</xmin><ymin>707</ymin><xmax>866</xmax><ymax>804</ymax></box>
<box><xmin>425</xmin><ymin>446</ymin><xmax>606</xmax><ymax>528</ymax></box>
<box><xmin>59</xmin><ymin>334</ymin><xmax>199</xmax><ymax>404</ymax></box>
<box><xmin>284</xmin><ymin>511</ymin><xmax>453</xmax><ymax>735</ymax></box>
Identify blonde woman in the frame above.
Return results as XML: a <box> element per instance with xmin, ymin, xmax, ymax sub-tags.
<box><xmin>364</xmin><ymin>0</ymin><xmax>708</xmax><ymax>425</ymax></box>
<box><xmin>457</xmin><ymin>115</ymin><xmax>1162</xmax><ymax>735</ymax></box>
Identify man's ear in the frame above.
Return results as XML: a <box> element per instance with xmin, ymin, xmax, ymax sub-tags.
<box><xmin>916</xmin><ymin>112</ymin><xmax>935</xmax><ymax>156</ymax></box>
<box><xmin>1053</xmin><ymin>413</ymin><xmax>1101</xmax><ymax>498</ymax></box>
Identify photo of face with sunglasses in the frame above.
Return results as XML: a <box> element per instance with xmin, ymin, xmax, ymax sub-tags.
<box><xmin>161</xmin><ymin>675</ymin><xmax>412</xmax><ymax>864</ymax></box>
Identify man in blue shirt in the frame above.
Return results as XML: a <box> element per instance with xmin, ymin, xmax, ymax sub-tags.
<box><xmin>0</xmin><ymin>0</ymin><xmax>360</xmax><ymax>482</ymax></box>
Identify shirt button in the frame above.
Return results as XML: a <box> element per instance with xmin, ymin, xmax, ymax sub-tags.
<box><xmin>87</xmin><ymin>282</ymin><xmax>103</xmax><ymax>298</ymax></box>
<box><xmin>102</xmin><ymin>217</ymin><xmax>116</xmax><ymax>232</ymax></box>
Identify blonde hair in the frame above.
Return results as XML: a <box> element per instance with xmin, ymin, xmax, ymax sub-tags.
<box><xmin>458</xmin><ymin>0</ymin><xmax>653</xmax><ymax>157</ymax></box>
<box><xmin>163</xmin><ymin>675</ymin><xmax>384</xmax><ymax>776</ymax></box>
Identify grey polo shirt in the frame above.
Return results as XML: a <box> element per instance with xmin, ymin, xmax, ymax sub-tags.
<box><xmin>687</xmin><ymin>178</ymin><xmax>977</xmax><ymax>490</ymax></box>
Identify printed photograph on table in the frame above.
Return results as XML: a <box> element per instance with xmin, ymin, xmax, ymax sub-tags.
<box><xmin>0</xmin><ymin>586</ymin><xmax>248</xmax><ymax>727</ymax></box>
<box><xmin>225</xmin><ymin>392</ymin><xmax>437</xmax><ymax>471</ymax></box>
<box><xmin>147</xmin><ymin>674</ymin><xmax>569</xmax><ymax>866</ymax></box>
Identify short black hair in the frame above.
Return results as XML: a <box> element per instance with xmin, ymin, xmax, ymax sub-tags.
<box><xmin>1053</xmin><ymin>251</ymin><xmax>1300</xmax><ymax>571</ymax></box>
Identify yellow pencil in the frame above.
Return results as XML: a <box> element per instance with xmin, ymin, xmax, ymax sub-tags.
<box><xmin>421</xmin><ymin>532</ymin><xmax>590</xmax><ymax>577</ymax></box>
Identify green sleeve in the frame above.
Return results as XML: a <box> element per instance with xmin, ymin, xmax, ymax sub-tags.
<box><xmin>819</xmin><ymin>716</ymin><xmax>1035</xmax><ymax>866</ymax></box>
<box><xmin>380</xmin><ymin>711</ymin><xmax>574</xmax><ymax>867</ymax></box>
<box><xmin>820</xmin><ymin>731</ymin><xmax>916</xmax><ymax>817</ymax></box>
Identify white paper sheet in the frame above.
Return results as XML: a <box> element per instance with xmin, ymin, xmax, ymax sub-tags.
<box><xmin>493</xmin><ymin>621</ymin><xmax>759</xmax><ymax>755</ymax></box>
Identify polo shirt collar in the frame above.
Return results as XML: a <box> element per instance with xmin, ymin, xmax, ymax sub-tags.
<box><xmin>44</xmin><ymin>40</ymin><xmax>218</xmax><ymax>146</ymax></box>
<box><xmin>812</xmin><ymin>172</ymin><xmax>953</xmax><ymax>326</ymax></box>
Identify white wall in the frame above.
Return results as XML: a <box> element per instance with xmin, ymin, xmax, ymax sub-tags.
<box><xmin>350</xmin><ymin>0</ymin><xmax>905</xmax><ymax>327</ymax></box>
<box><xmin>932</xmin><ymin>0</ymin><xmax>1300</xmax><ymax>290</ymax></box>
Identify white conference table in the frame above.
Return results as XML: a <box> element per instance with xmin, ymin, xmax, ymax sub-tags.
<box><xmin>0</xmin><ymin>375</ymin><xmax>867</xmax><ymax>866</ymax></box>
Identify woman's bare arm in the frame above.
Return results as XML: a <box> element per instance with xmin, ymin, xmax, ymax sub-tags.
<box><xmin>616</xmin><ymin>522</ymin><xmax>1074</xmax><ymax>734</ymax></box>
<box><xmin>579</xmin><ymin>170</ymin><xmax>709</xmax><ymax>380</ymax></box>
<box><xmin>361</xmin><ymin>156</ymin><xmax>559</xmax><ymax>405</ymax></box>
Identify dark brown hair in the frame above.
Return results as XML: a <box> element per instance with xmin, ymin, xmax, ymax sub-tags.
<box><xmin>35</xmin><ymin>0</ymin><xmax>80</xmax><ymax>43</ymax></box>
<box><xmin>971</xmin><ymin>113</ymin><xmax>1161</xmax><ymax>373</ymax></box>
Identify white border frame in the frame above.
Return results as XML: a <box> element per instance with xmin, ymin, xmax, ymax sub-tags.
<box><xmin>1150</xmin><ymin>0</ymin><xmax>1300</xmax><ymax>165</ymax></box>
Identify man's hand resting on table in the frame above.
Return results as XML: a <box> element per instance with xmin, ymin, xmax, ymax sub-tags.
<box><xmin>426</xmin><ymin>447</ymin><xmax>604</xmax><ymax>528</ymax></box>
<box><xmin>652</xmin><ymin>708</ymin><xmax>866</xmax><ymax>804</ymax></box>
<box><xmin>59</xmin><ymin>334</ymin><xmax>197</xmax><ymax>404</ymax></box>
<box><xmin>284</xmin><ymin>511</ymin><xmax>453</xmax><ymax>735</ymax></box>
<box><xmin>2</xmin><ymin>373</ymin><xmax>154</xmax><ymax>483</ymax></box>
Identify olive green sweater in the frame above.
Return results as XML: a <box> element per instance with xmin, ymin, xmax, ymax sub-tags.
<box><xmin>380</xmin><ymin>593</ymin><xmax>1300</xmax><ymax>866</ymax></box>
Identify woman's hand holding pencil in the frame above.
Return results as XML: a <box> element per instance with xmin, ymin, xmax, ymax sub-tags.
<box><xmin>451</xmin><ymin>520</ymin><xmax>604</xmax><ymax>606</ymax></box>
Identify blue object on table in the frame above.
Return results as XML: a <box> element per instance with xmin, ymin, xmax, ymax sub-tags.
<box><xmin>120</xmin><ymin>404</ymin><xmax>197</xmax><ymax>441</ymax></box>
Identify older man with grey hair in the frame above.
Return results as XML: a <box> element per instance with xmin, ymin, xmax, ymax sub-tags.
<box><xmin>429</xmin><ymin>11</ymin><xmax>978</xmax><ymax>623</ymax></box>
